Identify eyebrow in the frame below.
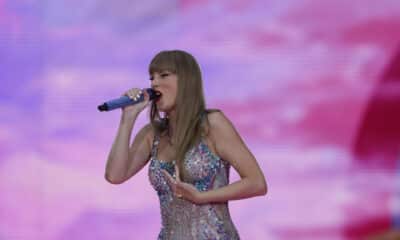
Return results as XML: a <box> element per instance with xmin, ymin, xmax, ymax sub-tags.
<box><xmin>151</xmin><ymin>70</ymin><xmax>171</xmax><ymax>76</ymax></box>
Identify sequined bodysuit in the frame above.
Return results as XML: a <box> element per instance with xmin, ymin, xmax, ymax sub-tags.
<box><xmin>148</xmin><ymin>129</ymin><xmax>240</xmax><ymax>239</ymax></box>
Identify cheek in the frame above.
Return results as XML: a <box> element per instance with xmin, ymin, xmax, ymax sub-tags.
<box><xmin>167</xmin><ymin>83</ymin><xmax>178</xmax><ymax>100</ymax></box>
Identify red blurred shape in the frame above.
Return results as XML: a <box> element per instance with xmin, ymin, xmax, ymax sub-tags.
<box><xmin>343</xmin><ymin>215</ymin><xmax>392</xmax><ymax>240</ymax></box>
<box><xmin>353</xmin><ymin>47</ymin><xmax>400</xmax><ymax>169</ymax></box>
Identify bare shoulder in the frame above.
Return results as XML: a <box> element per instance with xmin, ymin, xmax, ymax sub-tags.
<box><xmin>205</xmin><ymin>110</ymin><xmax>243</xmax><ymax>150</ymax></box>
<box><xmin>207</xmin><ymin>110</ymin><xmax>237</xmax><ymax>136</ymax></box>
<box><xmin>207</xmin><ymin>110</ymin><xmax>228</xmax><ymax>123</ymax></box>
<box><xmin>145</xmin><ymin>123</ymin><xmax>155</xmax><ymax>143</ymax></box>
<box><xmin>134</xmin><ymin>122</ymin><xmax>155</xmax><ymax>148</ymax></box>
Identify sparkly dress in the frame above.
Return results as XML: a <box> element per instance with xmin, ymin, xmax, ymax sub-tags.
<box><xmin>148</xmin><ymin>130</ymin><xmax>240</xmax><ymax>239</ymax></box>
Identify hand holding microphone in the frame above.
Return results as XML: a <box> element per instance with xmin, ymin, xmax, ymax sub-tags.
<box><xmin>121</xmin><ymin>88</ymin><xmax>151</xmax><ymax>117</ymax></box>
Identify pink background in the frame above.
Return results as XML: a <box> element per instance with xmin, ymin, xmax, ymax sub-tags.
<box><xmin>1</xmin><ymin>0</ymin><xmax>400</xmax><ymax>239</ymax></box>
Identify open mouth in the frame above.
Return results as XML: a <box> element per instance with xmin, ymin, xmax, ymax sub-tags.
<box><xmin>149</xmin><ymin>89</ymin><xmax>162</xmax><ymax>101</ymax></box>
<box><xmin>154</xmin><ymin>90</ymin><xmax>162</xmax><ymax>102</ymax></box>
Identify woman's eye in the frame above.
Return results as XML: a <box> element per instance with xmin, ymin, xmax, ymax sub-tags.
<box><xmin>149</xmin><ymin>73</ymin><xmax>169</xmax><ymax>80</ymax></box>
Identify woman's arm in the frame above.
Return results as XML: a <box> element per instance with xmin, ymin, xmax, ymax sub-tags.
<box><xmin>199</xmin><ymin>111</ymin><xmax>267</xmax><ymax>203</ymax></box>
<box><xmin>104</xmin><ymin>112</ymin><xmax>153</xmax><ymax>184</ymax></box>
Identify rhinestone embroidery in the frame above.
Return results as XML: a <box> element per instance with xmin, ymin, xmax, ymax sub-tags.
<box><xmin>148</xmin><ymin>125</ymin><xmax>240</xmax><ymax>239</ymax></box>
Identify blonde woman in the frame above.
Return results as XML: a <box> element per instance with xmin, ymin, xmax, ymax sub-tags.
<box><xmin>105</xmin><ymin>50</ymin><xmax>267</xmax><ymax>239</ymax></box>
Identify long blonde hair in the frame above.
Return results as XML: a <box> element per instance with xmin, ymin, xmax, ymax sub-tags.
<box><xmin>148</xmin><ymin>50</ymin><xmax>218</xmax><ymax>179</ymax></box>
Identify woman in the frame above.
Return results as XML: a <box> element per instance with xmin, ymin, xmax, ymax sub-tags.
<box><xmin>105</xmin><ymin>50</ymin><xmax>267</xmax><ymax>239</ymax></box>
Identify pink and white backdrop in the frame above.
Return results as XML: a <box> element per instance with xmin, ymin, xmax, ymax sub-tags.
<box><xmin>1</xmin><ymin>0</ymin><xmax>400</xmax><ymax>239</ymax></box>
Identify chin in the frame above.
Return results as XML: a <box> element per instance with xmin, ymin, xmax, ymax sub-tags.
<box><xmin>157</xmin><ymin>105</ymin><xmax>168</xmax><ymax>113</ymax></box>
<box><xmin>156</xmin><ymin>98</ymin><xmax>175</xmax><ymax>111</ymax></box>
<box><xmin>158</xmin><ymin>105</ymin><xmax>175</xmax><ymax>114</ymax></box>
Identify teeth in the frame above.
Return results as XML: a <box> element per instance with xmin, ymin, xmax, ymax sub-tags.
<box><xmin>155</xmin><ymin>92</ymin><xmax>162</xmax><ymax>102</ymax></box>
<box><xmin>153</xmin><ymin>90</ymin><xmax>162</xmax><ymax>102</ymax></box>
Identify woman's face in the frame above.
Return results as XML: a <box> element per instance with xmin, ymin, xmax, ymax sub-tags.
<box><xmin>150</xmin><ymin>70</ymin><xmax>178</xmax><ymax>113</ymax></box>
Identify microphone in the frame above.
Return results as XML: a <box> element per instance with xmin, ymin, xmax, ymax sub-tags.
<box><xmin>97</xmin><ymin>88</ymin><xmax>161</xmax><ymax>112</ymax></box>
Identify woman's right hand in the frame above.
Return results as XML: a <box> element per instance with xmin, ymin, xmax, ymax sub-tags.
<box><xmin>120</xmin><ymin>88</ymin><xmax>151</xmax><ymax>119</ymax></box>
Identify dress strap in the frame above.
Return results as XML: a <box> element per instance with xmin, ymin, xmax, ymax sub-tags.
<box><xmin>150</xmin><ymin>132</ymin><xmax>160</xmax><ymax>159</ymax></box>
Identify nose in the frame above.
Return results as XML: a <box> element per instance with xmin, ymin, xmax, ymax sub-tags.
<box><xmin>151</xmin><ymin>81</ymin><xmax>158</xmax><ymax>90</ymax></box>
<box><xmin>151</xmin><ymin>76</ymin><xmax>161</xmax><ymax>89</ymax></box>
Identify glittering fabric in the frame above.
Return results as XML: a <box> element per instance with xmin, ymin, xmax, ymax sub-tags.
<box><xmin>148</xmin><ymin>125</ymin><xmax>240</xmax><ymax>239</ymax></box>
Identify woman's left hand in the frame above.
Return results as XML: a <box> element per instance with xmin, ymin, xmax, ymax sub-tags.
<box><xmin>162</xmin><ymin>165</ymin><xmax>205</xmax><ymax>204</ymax></box>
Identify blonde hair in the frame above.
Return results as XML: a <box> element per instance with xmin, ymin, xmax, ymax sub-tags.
<box><xmin>148</xmin><ymin>50</ymin><xmax>219</xmax><ymax>179</ymax></box>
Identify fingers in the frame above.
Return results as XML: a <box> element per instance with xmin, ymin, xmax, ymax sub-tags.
<box><xmin>162</xmin><ymin>169</ymin><xmax>176</xmax><ymax>185</ymax></box>
<box><xmin>122</xmin><ymin>88</ymin><xmax>144</xmax><ymax>101</ymax></box>
<box><xmin>161</xmin><ymin>169</ymin><xmax>199</xmax><ymax>202</ymax></box>
<box><xmin>131</xmin><ymin>89</ymin><xmax>143</xmax><ymax>101</ymax></box>
<box><xmin>175</xmin><ymin>165</ymin><xmax>181</xmax><ymax>181</ymax></box>
<box><xmin>162</xmin><ymin>169</ymin><xmax>184</xmax><ymax>198</ymax></box>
